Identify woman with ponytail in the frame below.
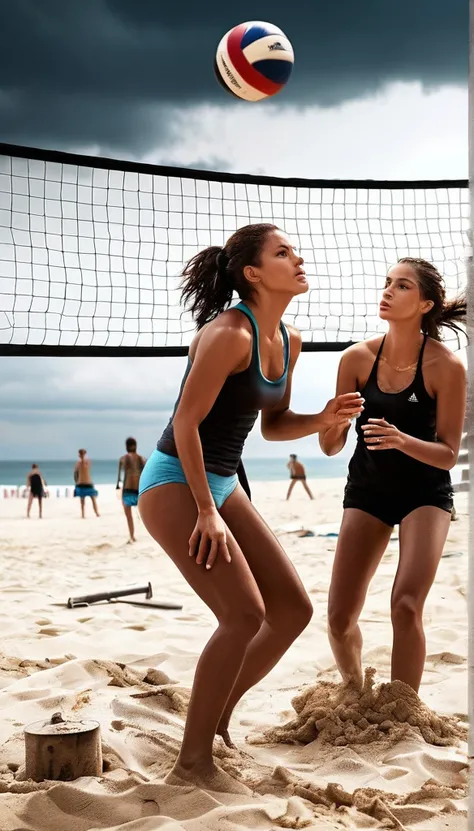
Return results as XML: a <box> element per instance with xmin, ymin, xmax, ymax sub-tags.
<box><xmin>319</xmin><ymin>257</ymin><xmax>466</xmax><ymax>694</ymax></box>
<box><xmin>138</xmin><ymin>223</ymin><xmax>363</xmax><ymax>789</ymax></box>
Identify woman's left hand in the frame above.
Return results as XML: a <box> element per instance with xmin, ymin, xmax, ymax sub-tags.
<box><xmin>362</xmin><ymin>418</ymin><xmax>406</xmax><ymax>450</ymax></box>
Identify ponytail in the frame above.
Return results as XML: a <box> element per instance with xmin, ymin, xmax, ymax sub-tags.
<box><xmin>429</xmin><ymin>293</ymin><xmax>467</xmax><ymax>341</ymax></box>
<box><xmin>181</xmin><ymin>246</ymin><xmax>233</xmax><ymax>330</ymax></box>
<box><xmin>180</xmin><ymin>223</ymin><xmax>278</xmax><ymax>330</ymax></box>
<box><xmin>397</xmin><ymin>257</ymin><xmax>466</xmax><ymax>342</ymax></box>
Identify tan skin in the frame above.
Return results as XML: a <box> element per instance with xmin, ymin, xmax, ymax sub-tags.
<box><xmin>286</xmin><ymin>457</ymin><xmax>314</xmax><ymax>500</ymax></box>
<box><xmin>139</xmin><ymin>230</ymin><xmax>364</xmax><ymax>790</ymax></box>
<box><xmin>117</xmin><ymin>446</ymin><xmax>146</xmax><ymax>542</ymax></box>
<box><xmin>74</xmin><ymin>451</ymin><xmax>100</xmax><ymax>518</ymax></box>
<box><xmin>319</xmin><ymin>262</ymin><xmax>466</xmax><ymax>692</ymax></box>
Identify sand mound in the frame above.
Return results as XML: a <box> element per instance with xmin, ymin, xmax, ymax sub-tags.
<box><xmin>250</xmin><ymin>668</ymin><xmax>467</xmax><ymax>748</ymax></box>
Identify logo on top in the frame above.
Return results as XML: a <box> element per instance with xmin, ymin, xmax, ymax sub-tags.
<box><xmin>268</xmin><ymin>41</ymin><xmax>286</xmax><ymax>51</ymax></box>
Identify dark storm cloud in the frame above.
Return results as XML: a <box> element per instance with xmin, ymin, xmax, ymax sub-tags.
<box><xmin>0</xmin><ymin>0</ymin><xmax>467</xmax><ymax>153</ymax></box>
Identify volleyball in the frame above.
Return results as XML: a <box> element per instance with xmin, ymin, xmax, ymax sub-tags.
<box><xmin>214</xmin><ymin>21</ymin><xmax>294</xmax><ymax>102</ymax></box>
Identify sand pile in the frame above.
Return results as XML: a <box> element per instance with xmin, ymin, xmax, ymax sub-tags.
<box><xmin>250</xmin><ymin>668</ymin><xmax>467</xmax><ymax>748</ymax></box>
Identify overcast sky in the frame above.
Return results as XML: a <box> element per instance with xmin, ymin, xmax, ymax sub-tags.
<box><xmin>0</xmin><ymin>0</ymin><xmax>468</xmax><ymax>463</ymax></box>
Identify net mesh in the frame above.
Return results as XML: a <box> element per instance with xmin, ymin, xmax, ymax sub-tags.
<box><xmin>0</xmin><ymin>145</ymin><xmax>469</xmax><ymax>354</ymax></box>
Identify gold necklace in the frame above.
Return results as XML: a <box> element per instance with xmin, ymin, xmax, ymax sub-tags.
<box><xmin>379</xmin><ymin>355</ymin><xmax>418</xmax><ymax>373</ymax></box>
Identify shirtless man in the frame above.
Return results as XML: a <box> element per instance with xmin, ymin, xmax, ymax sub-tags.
<box><xmin>286</xmin><ymin>454</ymin><xmax>314</xmax><ymax>500</ymax></box>
<box><xmin>116</xmin><ymin>438</ymin><xmax>146</xmax><ymax>542</ymax></box>
<box><xmin>26</xmin><ymin>463</ymin><xmax>47</xmax><ymax>519</ymax></box>
<box><xmin>74</xmin><ymin>449</ymin><xmax>100</xmax><ymax>518</ymax></box>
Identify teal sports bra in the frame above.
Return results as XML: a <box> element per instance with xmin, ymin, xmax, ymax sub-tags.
<box><xmin>157</xmin><ymin>302</ymin><xmax>290</xmax><ymax>476</ymax></box>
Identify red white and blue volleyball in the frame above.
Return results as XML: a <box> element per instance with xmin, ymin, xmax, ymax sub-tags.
<box><xmin>214</xmin><ymin>21</ymin><xmax>294</xmax><ymax>102</ymax></box>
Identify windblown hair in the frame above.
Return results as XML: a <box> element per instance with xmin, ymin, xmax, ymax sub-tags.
<box><xmin>397</xmin><ymin>257</ymin><xmax>466</xmax><ymax>341</ymax></box>
<box><xmin>180</xmin><ymin>223</ymin><xmax>278</xmax><ymax>329</ymax></box>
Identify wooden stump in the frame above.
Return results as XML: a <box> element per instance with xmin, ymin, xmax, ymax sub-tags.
<box><xmin>24</xmin><ymin>712</ymin><xmax>102</xmax><ymax>782</ymax></box>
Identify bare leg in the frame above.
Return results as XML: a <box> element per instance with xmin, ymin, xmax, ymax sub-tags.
<box><xmin>80</xmin><ymin>497</ymin><xmax>85</xmax><ymax>518</ymax></box>
<box><xmin>328</xmin><ymin>509</ymin><xmax>393</xmax><ymax>688</ymax></box>
<box><xmin>123</xmin><ymin>503</ymin><xmax>136</xmax><ymax>541</ymax></box>
<box><xmin>286</xmin><ymin>479</ymin><xmax>296</xmax><ymax>500</ymax></box>
<box><xmin>302</xmin><ymin>480</ymin><xmax>314</xmax><ymax>500</ymax></box>
<box><xmin>38</xmin><ymin>496</ymin><xmax>43</xmax><ymax>519</ymax></box>
<box><xmin>138</xmin><ymin>483</ymin><xmax>265</xmax><ymax>786</ymax></box>
<box><xmin>216</xmin><ymin>487</ymin><xmax>313</xmax><ymax>742</ymax></box>
<box><xmin>26</xmin><ymin>493</ymin><xmax>33</xmax><ymax>518</ymax></box>
<box><xmin>91</xmin><ymin>496</ymin><xmax>100</xmax><ymax>516</ymax></box>
<box><xmin>391</xmin><ymin>506</ymin><xmax>451</xmax><ymax>691</ymax></box>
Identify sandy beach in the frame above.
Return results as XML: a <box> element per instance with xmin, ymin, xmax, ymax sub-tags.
<box><xmin>0</xmin><ymin>478</ymin><xmax>468</xmax><ymax>830</ymax></box>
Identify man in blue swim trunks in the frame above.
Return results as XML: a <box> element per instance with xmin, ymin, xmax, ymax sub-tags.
<box><xmin>74</xmin><ymin>449</ymin><xmax>100</xmax><ymax>519</ymax></box>
<box><xmin>116</xmin><ymin>438</ymin><xmax>146</xmax><ymax>542</ymax></box>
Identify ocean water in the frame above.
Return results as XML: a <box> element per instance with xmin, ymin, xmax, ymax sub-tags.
<box><xmin>0</xmin><ymin>456</ymin><xmax>349</xmax><ymax>488</ymax></box>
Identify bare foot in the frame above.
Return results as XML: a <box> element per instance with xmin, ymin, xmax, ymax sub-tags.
<box><xmin>216</xmin><ymin>725</ymin><xmax>237</xmax><ymax>750</ymax></box>
<box><xmin>165</xmin><ymin>761</ymin><xmax>251</xmax><ymax>794</ymax></box>
<box><xmin>342</xmin><ymin>672</ymin><xmax>364</xmax><ymax>692</ymax></box>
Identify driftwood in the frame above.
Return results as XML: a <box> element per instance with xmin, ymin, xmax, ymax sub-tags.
<box><xmin>24</xmin><ymin>712</ymin><xmax>102</xmax><ymax>782</ymax></box>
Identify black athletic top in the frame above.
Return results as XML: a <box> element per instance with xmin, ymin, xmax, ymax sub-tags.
<box><xmin>29</xmin><ymin>472</ymin><xmax>44</xmax><ymax>496</ymax></box>
<box><xmin>347</xmin><ymin>335</ymin><xmax>452</xmax><ymax>495</ymax></box>
<box><xmin>157</xmin><ymin>302</ymin><xmax>290</xmax><ymax>477</ymax></box>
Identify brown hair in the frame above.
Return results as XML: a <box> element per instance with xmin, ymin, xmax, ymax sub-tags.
<box><xmin>180</xmin><ymin>223</ymin><xmax>278</xmax><ymax>329</ymax></box>
<box><xmin>397</xmin><ymin>257</ymin><xmax>466</xmax><ymax>341</ymax></box>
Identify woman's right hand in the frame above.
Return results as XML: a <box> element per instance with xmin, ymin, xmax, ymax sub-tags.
<box><xmin>189</xmin><ymin>507</ymin><xmax>231</xmax><ymax>570</ymax></box>
<box><xmin>320</xmin><ymin>392</ymin><xmax>364</xmax><ymax>429</ymax></box>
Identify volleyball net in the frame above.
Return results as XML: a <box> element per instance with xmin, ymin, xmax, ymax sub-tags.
<box><xmin>0</xmin><ymin>143</ymin><xmax>468</xmax><ymax>356</ymax></box>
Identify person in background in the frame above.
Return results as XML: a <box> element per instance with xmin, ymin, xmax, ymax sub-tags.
<box><xmin>26</xmin><ymin>463</ymin><xmax>47</xmax><ymax>519</ymax></box>
<box><xmin>116</xmin><ymin>437</ymin><xmax>146</xmax><ymax>542</ymax></box>
<box><xmin>286</xmin><ymin>454</ymin><xmax>314</xmax><ymax>500</ymax></box>
<box><xmin>74</xmin><ymin>449</ymin><xmax>100</xmax><ymax>518</ymax></box>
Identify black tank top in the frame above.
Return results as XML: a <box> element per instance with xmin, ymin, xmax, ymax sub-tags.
<box><xmin>157</xmin><ymin>303</ymin><xmax>290</xmax><ymax>477</ymax></box>
<box><xmin>30</xmin><ymin>472</ymin><xmax>43</xmax><ymax>494</ymax></box>
<box><xmin>347</xmin><ymin>335</ymin><xmax>451</xmax><ymax>495</ymax></box>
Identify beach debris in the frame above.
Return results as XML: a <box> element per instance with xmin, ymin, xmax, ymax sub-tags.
<box><xmin>24</xmin><ymin>712</ymin><xmax>102</xmax><ymax>782</ymax></box>
<box><xmin>61</xmin><ymin>583</ymin><xmax>182</xmax><ymax>611</ymax></box>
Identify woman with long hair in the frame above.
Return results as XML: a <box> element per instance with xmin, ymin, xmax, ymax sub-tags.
<box><xmin>138</xmin><ymin>223</ymin><xmax>363</xmax><ymax>788</ymax></box>
<box><xmin>319</xmin><ymin>257</ymin><xmax>466</xmax><ymax>693</ymax></box>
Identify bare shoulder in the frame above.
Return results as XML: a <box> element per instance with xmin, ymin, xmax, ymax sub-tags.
<box><xmin>189</xmin><ymin>309</ymin><xmax>253</xmax><ymax>362</ymax></box>
<box><xmin>342</xmin><ymin>336</ymin><xmax>383</xmax><ymax>365</ymax></box>
<box><xmin>425</xmin><ymin>337</ymin><xmax>466</xmax><ymax>378</ymax></box>
<box><xmin>285</xmin><ymin>323</ymin><xmax>302</xmax><ymax>342</ymax></box>
<box><xmin>284</xmin><ymin>324</ymin><xmax>302</xmax><ymax>362</ymax></box>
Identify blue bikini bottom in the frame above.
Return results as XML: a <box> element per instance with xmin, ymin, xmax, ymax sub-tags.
<box><xmin>138</xmin><ymin>449</ymin><xmax>238</xmax><ymax>510</ymax></box>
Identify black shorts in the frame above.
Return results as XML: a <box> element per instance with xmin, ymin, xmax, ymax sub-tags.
<box><xmin>291</xmin><ymin>475</ymin><xmax>306</xmax><ymax>481</ymax></box>
<box><xmin>343</xmin><ymin>483</ymin><xmax>453</xmax><ymax>528</ymax></box>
